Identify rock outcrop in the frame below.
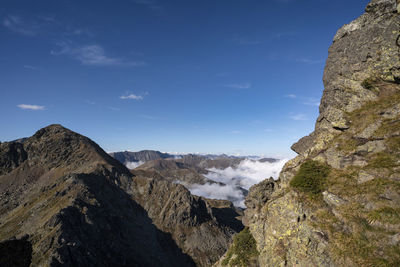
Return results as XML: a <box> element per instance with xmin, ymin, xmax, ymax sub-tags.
<box><xmin>0</xmin><ymin>124</ymin><xmax>242</xmax><ymax>266</ymax></box>
<box><xmin>221</xmin><ymin>1</ymin><xmax>400</xmax><ymax>266</ymax></box>
<box><xmin>130</xmin><ymin>177</ymin><xmax>243</xmax><ymax>266</ymax></box>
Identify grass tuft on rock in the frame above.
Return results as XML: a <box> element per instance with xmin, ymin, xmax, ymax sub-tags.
<box><xmin>222</xmin><ymin>227</ymin><xmax>259</xmax><ymax>266</ymax></box>
<box><xmin>361</xmin><ymin>77</ymin><xmax>376</xmax><ymax>90</ymax></box>
<box><xmin>290</xmin><ymin>160</ymin><xmax>330</xmax><ymax>197</ymax></box>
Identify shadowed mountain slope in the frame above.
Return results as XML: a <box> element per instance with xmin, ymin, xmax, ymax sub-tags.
<box><xmin>0</xmin><ymin>124</ymin><xmax>242</xmax><ymax>266</ymax></box>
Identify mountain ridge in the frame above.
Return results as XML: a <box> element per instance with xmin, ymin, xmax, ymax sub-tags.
<box><xmin>0</xmin><ymin>124</ymin><xmax>242</xmax><ymax>266</ymax></box>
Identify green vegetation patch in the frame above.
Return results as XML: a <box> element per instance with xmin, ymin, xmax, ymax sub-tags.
<box><xmin>336</xmin><ymin>137</ymin><xmax>363</xmax><ymax>154</ymax></box>
<box><xmin>222</xmin><ymin>227</ymin><xmax>259</xmax><ymax>266</ymax></box>
<box><xmin>367</xmin><ymin>152</ymin><xmax>398</xmax><ymax>169</ymax></box>
<box><xmin>361</xmin><ymin>77</ymin><xmax>376</xmax><ymax>90</ymax></box>
<box><xmin>386</xmin><ymin>136</ymin><xmax>400</xmax><ymax>152</ymax></box>
<box><xmin>290</xmin><ymin>160</ymin><xmax>330</xmax><ymax>197</ymax></box>
<box><xmin>374</xmin><ymin>119</ymin><xmax>400</xmax><ymax>139</ymax></box>
<box><xmin>367</xmin><ymin>206</ymin><xmax>400</xmax><ymax>224</ymax></box>
<box><xmin>313</xmin><ymin>164</ymin><xmax>400</xmax><ymax>266</ymax></box>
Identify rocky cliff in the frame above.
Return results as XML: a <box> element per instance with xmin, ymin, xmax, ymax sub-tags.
<box><xmin>0</xmin><ymin>124</ymin><xmax>242</xmax><ymax>267</ymax></box>
<box><xmin>219</xmin><ymin>1</ymin><xmax>400</xmax><ymax>266</ymax></box>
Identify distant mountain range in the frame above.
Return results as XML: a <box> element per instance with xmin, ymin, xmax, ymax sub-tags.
<box><xmin>110</xmin><ymin>150</ymin><xmax>278</xmax><ymax>168</ymax></box>
<box><xmin>109</xmin><ymin>150</ymin><xmax>277</xmax><ymax>163</ymax></box>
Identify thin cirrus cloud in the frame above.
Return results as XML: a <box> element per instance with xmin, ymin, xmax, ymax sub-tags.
<box><xmin>51</xmin><ymin>42</ymin><xmax>146</xmax><ymax>67</ymax></box>
<box><xmin>23</xmin><ymin>65</ymin><xmax>40</xmax><ymax>70</ymax></box>
<box><xmin>3</xmin><ymin>15</ymin><xmax>39</xmax><ymax>36</ymax></box>
<box><xmin>302</xmin><ymin>97</ymin><xmax>320</xmax><ymax>107</ymax></box>
<box><xmin>224</xmin><ymin>83</ymin><xmax>252</xmax><ymax>89</ymax></box>
<box><xmin>17</xmin><ymin>104</ymin><xmax>45</xmax><ymax>110</ymax></box>
<box><xmin>120</xmin><ymin>94</ymin><xmax>144</xmax><ymax>100</ymax></box>
<box><xmin>4</xmin><ymin>14</ymin><xmax>94</xmax><ymax>38</ymax></box>
<box><xmin>296</xmin><ymin>57</ymin><xmax>324</xmax><ymax>65</ymax></box>
<box><xmin>285</xmin><ymin>94</ymin><xmax>297</xmax><ymax>99</ymax></box>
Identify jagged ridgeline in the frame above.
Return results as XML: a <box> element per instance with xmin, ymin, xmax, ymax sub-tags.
<box><xmin>217</xmin><ymin>0</ymin><xmax>400</xmax><ymax>266</ymax></box>
<box><xmin>0</xmin><ymin>124</ymin><xmax>244</xmax><ymax>266</ymax></box>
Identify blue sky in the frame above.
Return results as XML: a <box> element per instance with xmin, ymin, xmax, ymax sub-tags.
<box><xmin>0</xmin><ymin>0</ymin><xmax>369</xmax><ymax>158</ymax></box>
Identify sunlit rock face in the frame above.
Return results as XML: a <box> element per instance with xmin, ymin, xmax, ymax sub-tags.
<box><xmin>225</xmin><ymin>1</ymin><xmax>400</xmax><ymax>266</ymax></box>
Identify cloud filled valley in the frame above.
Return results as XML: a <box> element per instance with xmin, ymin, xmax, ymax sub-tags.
<box><xmin>186</xmin><ymin>158</ymin><xmax>288</xmax><ymax>208</ymax></box>
<box><xmin>116</xmin><ymin>150</ymin><xmax>288</xmax><ymax>208</ymax></box>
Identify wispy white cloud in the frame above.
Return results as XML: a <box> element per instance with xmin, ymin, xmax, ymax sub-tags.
<box><xmin>108</xmin><ymin>107</ymin><xmax>121</xmax><ymax>111</ymax></box>
<box><xmin>224</xmin><ymin>82</ymin><xmax>252</xmax><ymax>89</ymax></box>
<box><xmin>296</xmin><ymin>58</ymin><xmax>324</xmax><ymax>65</ymax></box>
<box><xmin>125</xmin><ymin>161</ymin><xmax>145</xmax><ymax>169</ymax></box>
<box><xmin>23</xmin><ymin>65</ymin><xmax>40</xmax><ymax>70</ymax></box>
<box><xmin>67</xmin><ymin>27</ymin><xmax>94</xmax><ymax>37</ymax></box>
<box><xmin>188</xmin><ymin>183</ymin><xmax>246</xmax><ymax>207</ymax></box>
<box><xmin>51</xmin><ymin>42</ymin><xmax>146</xmax><ymax>67</ymax></box>
<box><xmin>3</xmin><ymin>15</ymin><xmax>39</xmax><ymax>36</ymax></box>
<box><xmin>120</xmin><ymin>93</ymin><xmax>144</xmax><ymax>100</ymax></box>
<box><xmin>302</xmin><ymin>97</ymin><xmax>320</xmax><ymax>107</ymax></box>
<box><xmin>285</xmin><ymin>94</ymin><xmax>297</xmax><ymax>98</ymax></box>
<box><xmin>290</xmin><ymin>114</ymin><xmax>307</xmax><ymax>121</ymax></box>
<box><xmin>3</xmin><ymin>14</ymin><xmax>96</xmax><ymax>40</ymax></box>
<box><xmin>37</xmin><ymin>15</ymin><xmax>56</xmax><ymax>23</ymax></box>
<box><xmin>17</xmin><ymin>104</ymin><xmax>45</xmax><ymax>110</ymax></box>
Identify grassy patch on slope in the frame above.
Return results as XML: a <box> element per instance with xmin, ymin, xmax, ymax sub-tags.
<box><xmin>222</xmin><ymin>227</ymin><xmax>259</xmax><ymax>267</ymax></box>
<box><xmin>290</xmin><ymin>160</ymin><xmax>330</xmax><ymax>198</ymax></box>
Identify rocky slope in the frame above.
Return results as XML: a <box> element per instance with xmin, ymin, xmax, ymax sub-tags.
<box><xmin>109</xmin><ymin>150</ymin><xmax>173</xmax><ymax>164</ymax></box>
<box><xmin>0</xmin><ymin>124</ymin><xmax>242</xmax><ymax>266</ymax></box>
<box><xmin>133</xmin><ymin>159</ymin><xmax>212</xmax><ymax>186</ymax></box>
<box><xmin>219</xmin><ymin>1</ymin><xmax>400</xmax><ymax>266</ymax></box>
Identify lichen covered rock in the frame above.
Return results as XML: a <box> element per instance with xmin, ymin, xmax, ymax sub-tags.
<box><xmin>240</xmin><ymin>1</ymin><xmax>400</xmax><ymax>266</ymax></box>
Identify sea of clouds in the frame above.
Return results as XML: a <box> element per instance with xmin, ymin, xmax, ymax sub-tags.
<box><xmin>187</xmin><ymin>158</ymin><xmax>288</xmax><ymax>208</ymax></box>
